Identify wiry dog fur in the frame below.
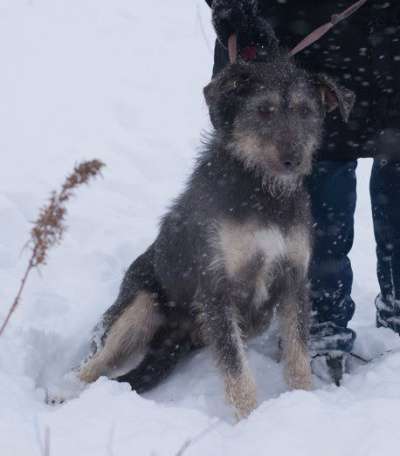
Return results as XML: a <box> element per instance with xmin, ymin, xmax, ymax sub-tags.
<box><xmin>78</xmin><ymin>51</ymin><xmax>353</xmax><ymax>419</ymax></box>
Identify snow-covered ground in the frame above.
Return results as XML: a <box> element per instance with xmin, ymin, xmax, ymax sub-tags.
<box><xmin>2</xmin><ymin>1</ymin><xmax>400</xmax><ymax>455</ymax></box>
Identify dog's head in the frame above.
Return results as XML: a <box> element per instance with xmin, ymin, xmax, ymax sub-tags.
<box><xmin>204</xmin><ymin>57</ymin><xmax>355</xmax><ymax>180</ymax></box>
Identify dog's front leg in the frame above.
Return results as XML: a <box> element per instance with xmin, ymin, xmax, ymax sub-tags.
<box><xmin>278</xmin><ymin>280</ymin><xmax>312</xmax><ymax>391</ymax></box>
<box><xmin>195</xmin><ymin>281</ymin><xmax>257</xmax><ymax>419</ymax></box>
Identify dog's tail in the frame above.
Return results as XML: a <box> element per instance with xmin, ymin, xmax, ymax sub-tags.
<box><xmin>115</xmin><ymin>325</ymin><xmax>195</xmax><ymax>393</ymax></box>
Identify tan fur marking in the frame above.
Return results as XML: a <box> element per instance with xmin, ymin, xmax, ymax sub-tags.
<box><xmin>286</xmin><ymin>226</ymin><xmax>311</xmax><ymax>271</ymax></box>
<box><xmin>285</xmin><ymin>346</ymin><xmax>312</xmax><ymax>391</ymax></box>
<box><xmin>267</xmin><ymin>91</ymin><xmax>280</xmax><ymax>103</ymax></box>
<box><xmin>235</xmin><ymin>131</ymin><xmax>262</xmax><ymax>151</ymax></box>
<box><xmin>253</xmin><ymin>274</ymin><xmax>269</xmax><ymax>307</ymax></box>
<box><xmin>230</xmin><ymin>129</ymin><xmax>278</xmax><ymax>172</ymax></box>
<box><xmin>279</xmin><ymin>304</ymin><xmax>312</xmax><ymax>391</ymax></box>
<box><xmin>220</xmin><ymin>319</ymin><xmax>257</xmax><ymax>419</ymax></box>
<box><xmin>225</xmin><ymin>367</ymin><xmax>258</xmax><ymax>420</ymax></box>
<box><xmin>289</xmin><ymin>90</ymin><xmax>308</xmax><ymax>106</ymax></box>
<box><xmin>212</xmin><ymin>220</ymin><xmax>286</xmax><ymax>278</ymax></box>
<box><xmin>305</xmin><ymin>136</ymin><xmax>319</xmax><ymax>152</ymax></box>
<box><xmin>79</xmin><ymin>292</ymin><xmax>164</xmax><ymax>383</ymax></box>
<box><xmin>289</xmin><ymin>81</ymin><xmax>315</xmax><ymax>104</ymax></box>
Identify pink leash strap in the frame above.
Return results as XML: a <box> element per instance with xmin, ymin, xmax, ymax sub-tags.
<box><xmin>289</xmin><ymin>0</ymin><xmax>369</xmax><ymax>57</ymax></box>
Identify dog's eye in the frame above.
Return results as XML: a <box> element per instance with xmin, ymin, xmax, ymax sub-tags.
<box><xmin>258</xmin><ymin>105</ymin><xmax>276</xmax><ymax>120</ymax></box>
<box><xmin>297</xmin><ymin>104</ymin><xmax>313</xmax><ymax>116</ymax></box>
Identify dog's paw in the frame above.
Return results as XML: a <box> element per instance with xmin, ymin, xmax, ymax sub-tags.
<box><xmin>288</xmin><ymin>375</ymin><xmax>313</xmax><ymax>392</ymax></box>
<box><xmin>225</xmin><ymin>369</ymin><xmax>258</xmax><ymax>420</ymax></box>
<box><xmin>285</xmin><ymin>357</ymin><xmax>313</xmax><ymax>391</ymax></box>
<box><xmin>45</xmin><ymin>393</ymin><xmax>66</xmax><ymax>406</ymax></box>
<box><xmin>77</xmin><ymin>353</ymin><xmax>106</xmax><ymax>384</ymax></box>
<box><xmin>44</xmin><ymin>370</ymin><xmax>86</xmax><ymax>405</ymax></box>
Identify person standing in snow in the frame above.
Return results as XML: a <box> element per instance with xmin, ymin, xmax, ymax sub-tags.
<box><xmin>205</xmin><ymin>0</ymin><xmax>400</xmax><ymax>383</ymax></box>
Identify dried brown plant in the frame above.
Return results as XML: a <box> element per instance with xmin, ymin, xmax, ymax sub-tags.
<box><xmin>0</xmin><ymin>159</ymin><xmax>105</xmax><ymax>337</ymax></box>
<box><xmin>175</xmin><ymin>420</ymin><xmax>220</xmax><ymax>456</ymax></box>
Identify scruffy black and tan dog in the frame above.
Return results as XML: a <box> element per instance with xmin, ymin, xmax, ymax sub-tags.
<box><xmin>78</xmin><ymin>52</ymin><xmax>353</xmax><ymax>418</ymax></box>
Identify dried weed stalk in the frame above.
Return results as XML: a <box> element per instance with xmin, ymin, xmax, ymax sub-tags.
<box><xmin>0</xmin><ymin>159</ymin><xmax>105</xmax><ymax>337</ymax></box>
<box><xmin>175</xmin><ymin>420</ymin><xmax>220</xmax><ymax>456</ymax></box>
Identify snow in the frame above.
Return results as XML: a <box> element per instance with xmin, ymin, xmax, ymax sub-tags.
<box><xmin>1</xmin><ymin>1</ymin><xmax>400</xmax><ymax>455</ymax></box>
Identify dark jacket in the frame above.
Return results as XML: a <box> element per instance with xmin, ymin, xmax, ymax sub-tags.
<box><xmin>206</xmin><ymin>1</ymin><xmax>400</xmax><ymax>161</ymax></box>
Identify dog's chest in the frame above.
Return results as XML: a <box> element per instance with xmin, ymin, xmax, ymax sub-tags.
<box><xmin>211</xmin><ymin>219</ymin><xmax>310</xmax><ymax>293</ymax></box>
<box><xmin>210</xmin><ymin>219</ymin><xmax>310</xmax><ymax>336</ymax></box>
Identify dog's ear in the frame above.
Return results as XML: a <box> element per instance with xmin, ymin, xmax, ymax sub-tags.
<box><xmin>204</xmin><ymin>62</ymin><xmax>255</xmax><ymax>128</ymax></box>
<box><xmin>204</xmin><ymin>62</ymin><xmax>255</xmax><ymax>106</ymax></box>
<box><xmin>315</xmin><ymin>73</ymin><xmax>355</xmax><ymax>123</ymax></box>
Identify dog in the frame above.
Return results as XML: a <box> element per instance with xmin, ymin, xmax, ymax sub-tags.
<box><xmin>78</xmin><ymin>51</ymin><xmax>354</xmax><ymax>419</ymax></box>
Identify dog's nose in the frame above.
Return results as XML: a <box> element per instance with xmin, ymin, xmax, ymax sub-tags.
<box><xmin>283</xmin><ymin>159</ymin><xmax>301</xmax><ymax>170</ymax></box>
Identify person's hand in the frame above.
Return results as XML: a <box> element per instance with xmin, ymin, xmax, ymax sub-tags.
<box><xmin>211</xmin><ymin>0</ymin><xmax>277</xmax><ymax>56</ymax></box>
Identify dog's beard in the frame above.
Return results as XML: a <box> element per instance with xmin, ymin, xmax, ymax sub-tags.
<box><xmin>228</xmin><ymin>141</ymin><xmax>303</xmax><ymax>198</ymax></box>
<box><xmin>262</xmin><ymin>173</ymin><xmax>302</xmax><ymax>198</ymax></box>
<box><xmin>240</xmin><ymin>154</ymin><xmax>302</xmax><ymax>197</ymax></box>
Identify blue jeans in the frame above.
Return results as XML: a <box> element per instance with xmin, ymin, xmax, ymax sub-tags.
<box><xmin>372</xmin><ymin>161</ymin><xmax>400</xmax><ymax>332</ymax></box>
<box><xmin>308</xmin><ymin>159</ymin><xmax>400</xmax><ymax>354</ymax></box>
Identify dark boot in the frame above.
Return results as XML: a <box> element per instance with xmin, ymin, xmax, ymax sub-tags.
<box><xmin>326</xmin><ymin>354</ymin><xmax>345</xmax><ymax>386</ymax></box>
<box><xmin>375</xmin><ymin>294</ymin><xmax>400</xmax><ymax>334</ymax></box>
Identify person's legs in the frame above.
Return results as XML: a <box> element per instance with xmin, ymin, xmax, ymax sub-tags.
<box><xmin>307</xmin><ymin>160</ymin><xmax>358</xmax><ymax>374</ymax></box>
<box><xmin>371</xmin><ymin>159</ymin><xmax>400</xmax><ymax>332</ymax></box>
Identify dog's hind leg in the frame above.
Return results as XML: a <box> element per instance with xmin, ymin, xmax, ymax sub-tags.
<box><xmin>78</xmin><ymin>247</ymin><xmax>166</xmax><ymax>383</ymax></box>
<box><xmin>115</xmin><ymin>325</ymin><xmax>194</xmax><ymax>393</ymax></box>
<box><xmin>79</xmin><ymin>290</ymin><xmax>165</xmax><ymax>383</ymax></box>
